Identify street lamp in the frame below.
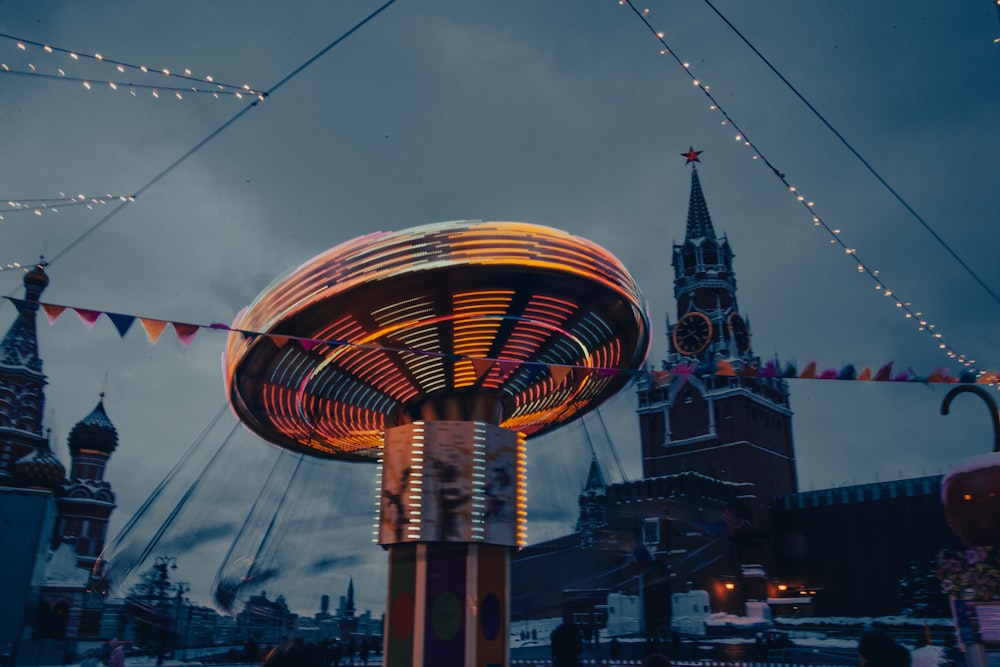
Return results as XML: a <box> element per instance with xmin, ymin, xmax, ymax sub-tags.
<box><xmin>173</xmin><ymin>582</ymin><xmax>189</xmax><ymax>660</ymax></box>
<box><xmin>151</xmin><ymin>557</ymin><xmax>177</xmax><ymax>666</ymax></box>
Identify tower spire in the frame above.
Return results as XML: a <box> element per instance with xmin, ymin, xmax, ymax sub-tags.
<box><xmin>582</xmin><ymin>454</ymin><xmax>606</xmax><ymax>497</ymax></box>
<box><xmin>685</xmin><ymin>165</ymin><xmax>716</xmax><ymax>241</ymax></box>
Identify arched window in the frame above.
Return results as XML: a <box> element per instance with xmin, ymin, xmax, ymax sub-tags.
<box><xmin>701</xmin><ymin>242</ymin><xmax>718</xmax><ymax>266</ymax></box>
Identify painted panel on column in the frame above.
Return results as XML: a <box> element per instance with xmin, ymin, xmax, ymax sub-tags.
<box><xmin>423</xmin><ymin>422</ymin><xmax>474</xmax><ymax>542</ymax></box>
<box><xmin>386</xmin><ymin>544</ymin><xmax>416</xmax><ymax>667</ymax></box>
<box><xmin>481</xmin><ymin>426</ymin><xmax>523</xmax><ymax>546</ymax></box>
<box><xmin>424</xmin><ymin>544</ymin><xmax>467</xmax><ymax>664</ymax></box>
<box><xmin>379</xmin><ymin>425</ymin><xmax>421</xmax><ymax>544</ymax></box>
<box><xmin>476</xmin><ymin>543</ymin><xmax>508</xmax><ymax>667</ymax></box>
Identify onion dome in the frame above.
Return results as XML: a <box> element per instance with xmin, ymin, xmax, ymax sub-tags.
<box><xmin>14</xmin><ymin>445</ymin><xmax>66</xmax><ymax>490</ymax></box>
<box><xmin>68</xmin><ymin>397</ymin><xmax>118</xmax><ymax>454</ymax></box>
<box><xmin>24</xmin><ymin>264</ymin><xmax>50</xmax><ymax>290</ymax></box>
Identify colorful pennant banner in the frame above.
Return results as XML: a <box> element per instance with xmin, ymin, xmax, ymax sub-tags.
<box><xmin>8</xmin><ymin>297</ymin><xmax>996</xmax><ymax>386</ymax></box>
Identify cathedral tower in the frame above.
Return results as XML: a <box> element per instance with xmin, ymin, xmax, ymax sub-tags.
<box><xmin>0</xmin><ymin>265</ymin><xmax>51</xmax><ymax>483</ymax></box>
<box><xmin>0</xmin><ymin>265</ymin><xmax>119</xmax><ymax>572</ymax></box>
<box><xmin>56</xmin><ymin>397</ymin><xmax>119</xmax><ymax>573</ymax></box>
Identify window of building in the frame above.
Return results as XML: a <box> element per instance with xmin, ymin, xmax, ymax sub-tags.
<box><xmin>643</xmin><ymin>517</ymin><xmax>660</xmax><ymax>546</ymax></box>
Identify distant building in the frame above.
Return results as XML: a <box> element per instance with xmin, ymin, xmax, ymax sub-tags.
<box><xmin>0</xmin><ymin>265</ymin><xmax>123</xmax><ymax>663</ymax></box>
<box><xmin>236</xmin><ymin>590</ymin><xmax>297</xmax><ymax>645</ymax></box>
<box><xmin>301</xmin><ymin>580</ymin><xmax>382</xmax><ymax>643</ymax></box>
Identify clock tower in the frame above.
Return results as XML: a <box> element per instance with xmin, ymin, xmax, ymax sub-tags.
<box><xmin>636</xmin><ymin>152</ymin><xmax>797</xmax><ymax>568</ymax></box>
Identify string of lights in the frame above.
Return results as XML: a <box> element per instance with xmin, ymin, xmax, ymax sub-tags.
<box><xmin>995</xmin><ymin>0</ymin><xmax>1000</xmax><ymax>43</ymax></box>
<box><xmin>0</xmin><ymin>194</ymin><xmax>136</xmax><ymax>219</ymax></box>
<box><xmin>0</xmin><ymin>262</ymin><xmax>35</xmax><ymax>273</ymax></box>
<box><xmin>25</xmin><ymin>0</ymin><xmax>401</xmax><ymax>273</ymax></box>
<box><xmin>0</xmin><ymin>68</ymin><xmax>261</xmax><ymax>100</ymax></box>
<box><xmin>620</xmin><ymin>0</ymin><xmax>982</xmax><ymax>375</ymax></box>
<box><xmin>698</xmin><ymin>0</ymin><xmax>1000</xmax><ymax>312</ymax></box>
<box><xmin>0</xmin><ymin>32</ymin><xmax>263</xmax><ymax>98</ymax></box>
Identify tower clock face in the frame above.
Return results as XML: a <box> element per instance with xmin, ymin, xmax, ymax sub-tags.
<box><xmin>672</xmin><ymin>312</ymin><xmax>712</xmax><ymax>356</ymax></box>
<box><xmin>728</xmin><ymin>312</ymin><xmax>751</xmax><ymax>354</ymax></box>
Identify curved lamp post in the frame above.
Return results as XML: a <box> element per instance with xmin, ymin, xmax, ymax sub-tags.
<box><xmin>940</xmin><ymin>386</ymin><xmax>1000</xmax><ymax>547</ymax></box>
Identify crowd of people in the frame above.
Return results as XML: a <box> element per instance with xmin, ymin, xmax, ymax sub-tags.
<box><xmin>69</xmin><ymin>620</ymin><xmax>945</xmax><ymax>666</ymax></box>
<box><xmin>547</xmin><ymin>616</ymin><xmax>941</xmax><ymax>667</ymax></box>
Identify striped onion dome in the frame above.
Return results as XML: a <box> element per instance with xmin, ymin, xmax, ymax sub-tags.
<box><xmin>14</xmin><ymin>445</ymin><xmax>65</xmax><ymax>490</ymax></box>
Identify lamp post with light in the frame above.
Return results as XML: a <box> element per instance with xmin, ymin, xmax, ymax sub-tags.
<box><xmin>939</xmin><ymin>385</ymin><xmax>1000</xmax><ymax>667</ymax></box>
<box><xmin>150</xmin><ymin>557</ymin><xmax>178</xmax><ymax>666</ymax></box>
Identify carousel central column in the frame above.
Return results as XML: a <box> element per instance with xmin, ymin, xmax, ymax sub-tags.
<box><xmin>378</xmin><ymin>416</ymin><xmax>526</xmax><ymax>667</ymax></box>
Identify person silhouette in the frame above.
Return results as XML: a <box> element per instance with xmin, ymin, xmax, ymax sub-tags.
<box><xmin>551</xmin><ymin>617</ymin><xmax>583</xmax><ymax>667</ymax></box>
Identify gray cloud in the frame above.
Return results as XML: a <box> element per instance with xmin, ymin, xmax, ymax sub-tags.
<box><xmin>2</xmin><ymin>0</ymin><xmax>997</xmax><ymax>614</ymax></box>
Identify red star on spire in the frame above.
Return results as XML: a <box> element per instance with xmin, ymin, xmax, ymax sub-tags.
<box><xmin>681</xmin><ymin>147</ymin><xmax>702</xmax><ymax>164</ymax></box>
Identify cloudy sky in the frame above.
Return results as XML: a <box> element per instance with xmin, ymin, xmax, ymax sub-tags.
<box><xmin>1</xmin><ymin>1</ymin><xmax>998</xmax><ymax>615</ymax></box>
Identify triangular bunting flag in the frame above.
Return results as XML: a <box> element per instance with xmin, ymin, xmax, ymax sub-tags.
<box><xmin>760</xmin><ymin>360</ymin><xmax>778</xmax><ymax>378</ymax></box>
<box><xmin>208</xmin><ymin>322</ymin><xmax>231</xmax><ymax>330</ymax></box>
<box><xmin>73</xmin><ymin>307</ymin><xmax>102</xmax><ymax>329</ymax></box>
<box><xmin>597</xmin><ymin>368</ymin><xmax>619</xmax><ymax>379</ymax></box>
<box><xmin>497</xmin><ymin>359</ymin><xmax>521</xmax><ymax>376</ymax></box>
<box><xmin>239</xmin><ymin>330</ymin><xmax>261</xmax><ymax>343</ymax></box>
<box><xmin>139</xmin><ymin>318</ymin><xmax>168</xmax><ymax>344</ymax></box>
<box><xmin>649</xmin><ymin>369</ymin><xmax>671</xmax><ymax>387</ymax></box>
<box><xmin>716</xmin><ymin>360</ymin><xmax>736</xmax><ymax>377</ymax></box>
<box><xmin>550</xmin><ymin>365</ymin><xmax>573</xmax><ymax>386</ymax></box>
<box><xmin>819</xmin><ymin>368</ymin><xmax>839</xmax><ymax>379</ymax></box>
<box><xmin>270</xmin><ymin>335</ymin><xmax>288</xmax><ymax>348</ymax></box>
<box><xmin>299</xmin><ymin>338</ymin><xmax>320</xmax><ymax>351</ymax></box>
<box><xmin>41</xmin><ymin>303</ymin><xmax>66</xmax><ymax>324</ymax></box>
<box><xmin>673</xmin><ymin>362</ymin><xmax>695</xmax><ymax>376</ymax></box>
<box><xmin>800</xmin><ymin>361</ymin><xmax>817</xmax><ymax>379</ymax></box>
<box><xmin>838</xmin><ymin>365</ymin><xmax>856</xmax><ymax>380</ymax></box>
<box><xmin>471</xmin><ymin>358</ymin><xmax>494</xmax><ymax>380</ymax></box>
<box><xmin>873</xmin><ymin>362</ymin><xmax>893</xmax><ymax>381</ymax></box>
<box><xmin>892</xmin><ymin>368</ymin><xmax>915</xmax><ymax>382</ymax></box>
<box><xmin>857</xmin><ymin>367</ymin><xmax>872</xmax><ymax>381</ymax></box>
<box><xmin>781</xmin><ymin>362</ymin><xmax>798</xmax><ymax>378</ymax></box>
<box><xmin>106</xmin><ymin>312</ymin><xmax>136</xmax><ymax>338</ymax></box>
<box><xmin>173</xmin><ymin>323</ymin><xmax>199</xmax><ymax>347</ymax></box>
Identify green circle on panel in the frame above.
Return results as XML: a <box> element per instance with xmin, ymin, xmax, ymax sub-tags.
<box><xmin>431</xmin><ymin>591</ymin><xmax>462</xmax><ymax>640</ymax></box>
